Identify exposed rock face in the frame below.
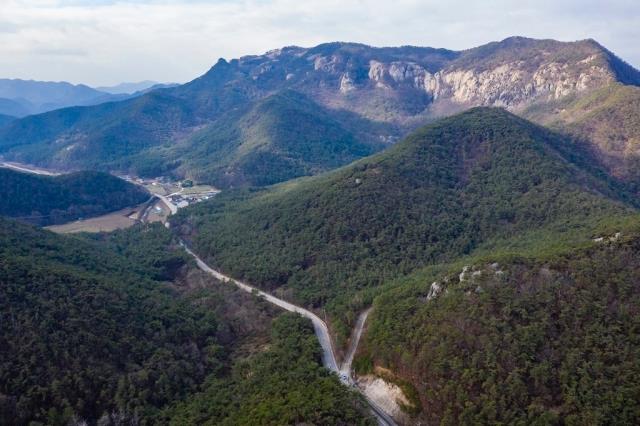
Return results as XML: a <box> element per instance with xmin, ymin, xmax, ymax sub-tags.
<box><xmin>339</xmin><ymin>72</ymin><xmax>356</xmax><ymax>93</ymax></box>
<box><xmin>302</xmin><ymin>45</ymin><xmax>617</xmax><ymax>110</ymax></box>
<box><xmin>430</xmin><ymin>59</ymin><xmax>612</xmax><ymax>107</ymax></box>
<box><xmin>356</xmin><ymin>374</ymin><xmax>411</xmax><ymax>422</ymax></box>
<box><xmin>368</xmin><ymin>59</ymin><xmax>435</xmax><ymax>91</ymax></box>
<box><xmin>3</xmin><ymin>36</ymin><xmax>639</xmax><ymax>185</ymax></box>
<box><xmin>214</xmin><ymin>37</ymin><xmax>637</xmax><ymax>123</ymax></box>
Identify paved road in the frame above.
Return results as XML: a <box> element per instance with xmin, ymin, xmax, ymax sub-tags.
<box><xmin>0</xmin><ymin>161</ymin><xmax>60</xmax><ymax>176</ymax></box>
<box><xmin>180</xmin><ymin>242</ymin><xmax>396</xmax><ymax>426</ymax></box>
<box><xmin>5</xmin><ymin>158</ymin><xmax>397</xmax><ymax>424</ymax></box>
<box><xmin>181</xmin><ymin>242</ymin><xmax>339</xmax><ymax>372</ymax></box>
<box><xmin>339</xmin><ymin>308</ymin><xmax>398</xmax><ymax>426</ymax></box>
<box><xmin>100</xmin><ymin>170</ymin><xmax>394</xmax><ymax>424</ymax></box>
<box><xmin>341</xmin><ymin>308</ymin><xmax>372</xmax><ymax>379</ymax></box>
<box><xmin>156</xmin><ymin>193</ymin><xmax>178</xmax><ymax>215</ymax></box>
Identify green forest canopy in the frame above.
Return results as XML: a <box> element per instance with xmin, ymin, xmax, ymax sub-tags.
<box><xmin>0</xmin><ymin>168</ymin><xmax>148</xmax><ymax>225</ymax></box>
<box><xmin>0</xmin><ymin>220</ymin><xmax>370</xmax><ymax>425</ymax></box>
<box><xmin>175</xmin><ymin>107</ymin><xmax>637</xmax><ymax>343</ymax></box>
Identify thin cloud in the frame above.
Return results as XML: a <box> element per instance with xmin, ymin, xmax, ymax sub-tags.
<box><xmin>31</xmin><ymin>47</ymin><xmax>88</xmax><ymax>56</ymax></box>
<box><xmin>0</xmin><ymin>0</ymin><xmax>638</xmax><ymax>86</ymax></box>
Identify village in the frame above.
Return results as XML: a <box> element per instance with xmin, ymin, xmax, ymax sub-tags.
<box><xmin>120</xmin><ymin>175</ymin><xmax>220</xmax><ymax>223</ymax></box>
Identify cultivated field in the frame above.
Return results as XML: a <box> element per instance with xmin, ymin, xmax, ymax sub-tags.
<box><xmin>46</xmin><ymin>207</ymin><xmax>141</xmax><ymax>233</ymax></box>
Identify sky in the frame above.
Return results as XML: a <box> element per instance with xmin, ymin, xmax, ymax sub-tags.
<box><xmin>0</xmin><ymin>0</ymin><xmax>638</xmax><ymax>87</ymax></box>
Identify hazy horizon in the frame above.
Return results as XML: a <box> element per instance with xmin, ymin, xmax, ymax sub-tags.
<box><xmin>1</xmin><ymin>0</ymin><xmax>639</xmax><ymax>87</ymax></box>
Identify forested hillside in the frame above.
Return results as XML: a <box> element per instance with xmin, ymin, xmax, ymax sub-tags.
<box><xmin>359</xmin><ymin>219</ymin><xmax>640</xmax><ymax>424</ymax></box>
<box><xmin>3</xmin><ymin>32</ymin><xmax>640</xmax><ymax>426</ymax></box>
<box><xmin>525</xmin><ymin>83</ymin><xmax>640</xmax><ymax>189</ymax></box>
<box><xmin>168</xmin><ymin>90</ymin><xmax>388</xmax><ymax>187</ymax></box>
<box><xmin>174</xmin><ymin>108</ymin><xmax>636</xmax><ymax>342</ymax></box>
<box><xmin>0</xmin><ymin>168</ymin><xmax>148</xmax><ymax>225</ymax></box>
<box><xmin>163</xmin><ymin>314</ymin><xmax>373</xmax><ymax>425</ymax></box>
<box><xmin>1</xmin><ymin>37</ymin><xmax>637</xmax><ymax>189</ymax></box>
<box><xmin>0</xmin><ymin>221</ymin><xmax>213</xmax><ymax>424</ymax></box>
<box><xmin>0</xmin><ymin>220</ymin><xmax>371</xmax><ymax>425</ymax></box>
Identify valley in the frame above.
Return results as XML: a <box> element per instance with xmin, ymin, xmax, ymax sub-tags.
<box><xmin>45</xmin><ymin>205</ymin><xmax>146</xmax><ymax>234</ymax></box>
<box><xmin>3</xmin><ymin>37</ymin><xmax>640</xmax><ymax>194</ymax></box>
<box><xmin>2</xmin><ymin>31</ymin><xmax>640</xmax><ymax>425</ymax></box>
<box><xmin>181</xmin><ymin>243</ymin><xmax>397</xmax><ymax>426</ymax></box>
<box><xmin>2</xmin><ymin>159</ymin><xmax>399</xmax><ymax>424</ymax></box>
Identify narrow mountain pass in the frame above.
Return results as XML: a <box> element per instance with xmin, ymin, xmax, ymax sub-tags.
<box><xmin>179</xmin><ymin>241</ymin><xmax>397</xmax><ymax>426</ymax></box>
<box><xmin>2</xmin><ymin>160</ymin><xmax>399</xmax><ymax>423</ymax></box>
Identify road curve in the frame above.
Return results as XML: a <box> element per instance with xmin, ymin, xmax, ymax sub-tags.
<box><xmin>341</xmin><ymin>308</ymin><xmax>372</xmax><ymax>379</ymax></box>
<box><xmin>156</xmin><ymin>194</ymin><xmax>178</xmax><ymax>215</ymax></box>
<box><xmin>181</xmin><ymin>242</ymin><xmax>338</xmax><ymax>372</ymax></box>
<box><xmin>5</xmin><ymin>159</ymin><xmax>397</xmax><ymax>424</ymax></box>
<box><xmin>180</xmin><ymin>242</ymin><xmax>396</xmax><ymax>426</ymax></box>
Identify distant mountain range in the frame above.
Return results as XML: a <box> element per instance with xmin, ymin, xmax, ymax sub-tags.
<box><xmin>0</xmin><ymin>113</ymin><xmax>14</xmax><ymax>127</ymax></box>
<box><xmin>0</xmin><ymin>79</ymin><xmax>124</xmax><ymax>116</ymax></box>
<box><xmin>95</xmin><ymin>80</ymin><xmax>163</xmax><ymax>94</ymax></box>
<box><xmin>0</xmin><ymin>36</ymin><xmax>638</xmax><ymax>190</ymax></box>
<box><xmin>0</xmin><ymin>78</ymin><xmax>176</xmax><ymax>118</ymax></box>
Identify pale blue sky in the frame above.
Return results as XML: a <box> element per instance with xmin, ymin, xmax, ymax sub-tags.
<box><xmin>0</xmin><ymin>0</ymin><xmax>638</xmax><ymax>86</ymax></box>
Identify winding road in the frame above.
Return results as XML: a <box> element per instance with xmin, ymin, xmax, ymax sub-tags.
<box><xmin>179</xmin><ymin>242</ymin><xmax>397</xmax><ymax>426</ymax></box>
<box><xmin>6</xmin><ymin>161</ymin><xmax>398</xmax><ymax>425</ymax></box>
<box><xmin>181</xmin><ymin>243</ymin><xmax>339</xmax><ymax>372</ymax></box>
<box><xmin>341</xmin><ymin>308</ymin><xmax>372</xmax><ymax>379</ymax></box>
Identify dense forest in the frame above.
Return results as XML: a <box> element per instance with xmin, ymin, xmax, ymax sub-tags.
<box><xmin>524</xmin><ymin>82</ymin><xmax>640</xmax><ymax>189</ymax></box>
<box><xmin>0</xmin><ymin>221</ymin><xmax>216</xmax><ymax>424</ymax></box>
<box><xmin>174</xmin><ymin>107</ymin><xmax>636</xmax><ymax>342</ymax></box>
<box><xmin>0</xmin><ymin>168</ymin><xmax>148</xmax><ymax>225</ymax></box>
<box><xmin>359</xmin><ymin>219</ymin><xmax>640</xmax><ymax>424</ymax></box>
<box><xmin>171</xmin><ymin>90</ymin><xmax>388</xmax><ymax>187</ymax></box>
<box><xmin>3</xmin><ymin>34</ymin><xmax>640</xmax><ymax>426</ymax></box>
<box><xmin>163</xmin><ymin>314</ymin><xmax>373</xmax><ymax>425</ymax></box>
<box><xmin>0</xmin><ymin>220</ymin><xmax>370</xmax><ymax>425</ymax></box>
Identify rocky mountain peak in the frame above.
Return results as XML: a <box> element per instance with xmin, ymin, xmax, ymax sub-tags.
<box><xmin>187</xmin><ymin>37</ymin><xmax>637</xmax><ymax>123</ymax></box>
<box><xmin>2</xmin><ymin>36</ymin><xmax>638</xmax><ymax>186</ymax></box>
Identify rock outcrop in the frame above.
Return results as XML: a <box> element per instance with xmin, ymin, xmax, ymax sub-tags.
<box><xmin>3</xmin><ymin>36</ymin><xmax>639</xmax><ymax>184</ymax></box>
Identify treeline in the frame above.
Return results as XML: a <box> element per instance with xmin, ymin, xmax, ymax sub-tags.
<box><xmin>0</xmin><ymin>168</ymin><xmax>148</xmax><ymax>225</ymax></box>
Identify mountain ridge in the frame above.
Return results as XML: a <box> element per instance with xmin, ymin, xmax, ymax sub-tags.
<box><xmin>174</xmin><ymin>107</ymin><xmax>636</xmax><ymax>340</ymax></box>
<box><xmin>1</xmin><ymin>36</ymin><xmax>638</xmax><ymax>188</ymax></box>
<box><xmin>0</xmin><ymin>78</ymin><xmax>131</xmax><ymax>116</ymax></box>
<box><xmin>0</xmin><ymin>168</ymin><xmax>149</xmax><ymax>225</ymax></box>
<box><xmin>0</xmin><ymin>113</ymin><xmax>15</xmax><ymax>127</ymax></box>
